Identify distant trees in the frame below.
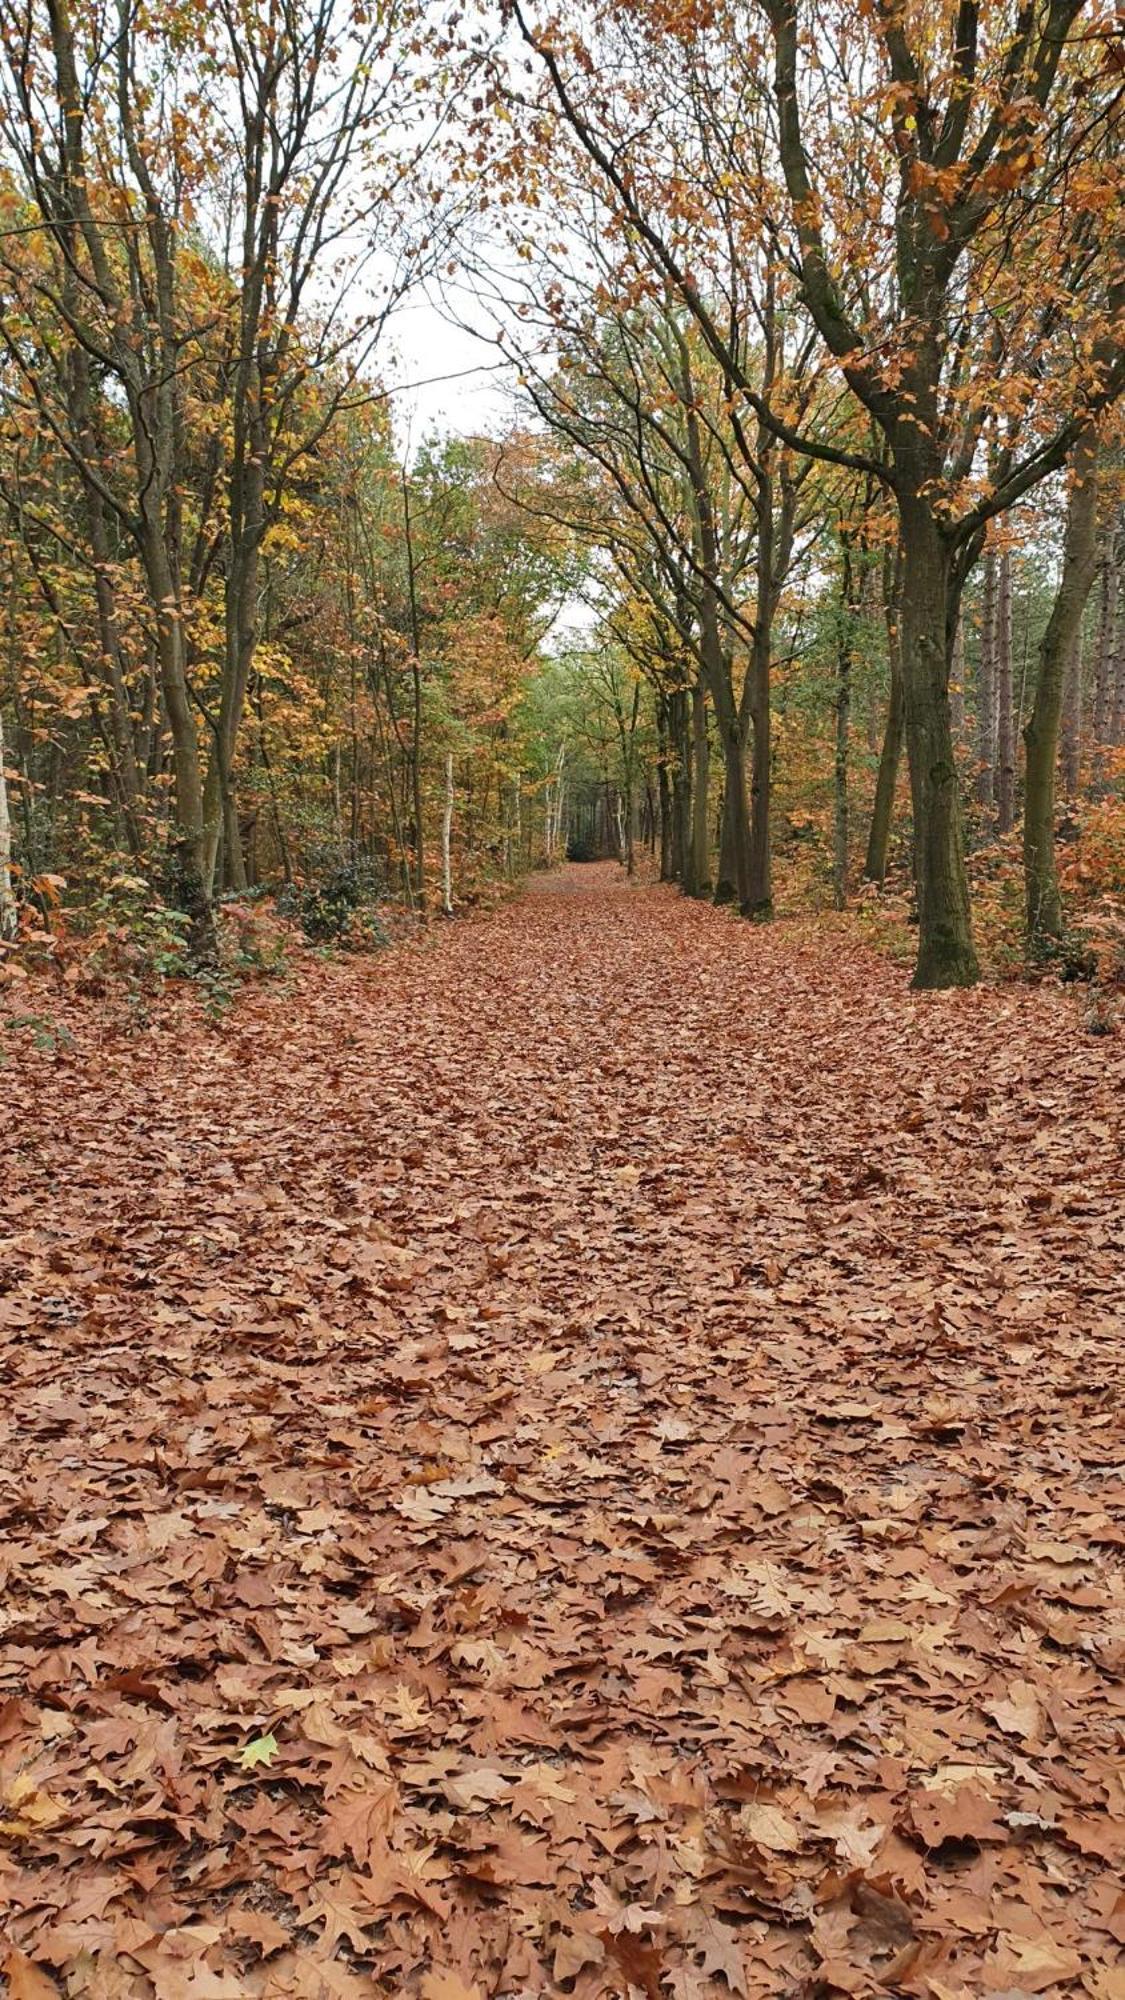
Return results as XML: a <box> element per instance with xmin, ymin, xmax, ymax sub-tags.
<box><xmin>501</xmin><ymin>0</ymin><xmax>1124</xmax><ymax>983</ymax></box>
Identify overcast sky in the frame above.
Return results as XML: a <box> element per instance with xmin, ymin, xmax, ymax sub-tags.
<box><xmin>380</xmin><ymin>293</ymin><xmax>519</xmax><ymax>451</ymax></box>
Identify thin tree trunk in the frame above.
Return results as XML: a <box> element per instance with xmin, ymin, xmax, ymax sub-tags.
<box><xmin>1111</xmin><ymin>512</ymin><xmax>1125</xmax><ymax>744</ymax></box>
<box><xmin>656</xmin><ymin>698</ymin><xmax>674</xmax><ymax>880</ymax></box>
<box><xmin>689</xmin><ymin>676</ymin><xmax>711</xmax><ymax>897</ymax></box>
<box><xmin>949</xmin><ymin>611</ymin><xmax>965</xmax><ymax>743</ymax></box>
<box><xmin>1024</xmin><ymin>429</ymin><xmax>1099</xmax><ymax>948</ymax></box>
<box><xmin>1092</xmin><ymin>521</ymin><xmax>1117</xmax><ymax>745</ymax></box>
<box><xmin>746</xmin><ymin>624</ymin><xmax>772</xmax><ymax>915</ymax></box>
<box><xmin>834</xmin><ymin>545</ymin><xmax>853</xmax><ymax>910</ymax></box>
<box><xmin>441</xmin><ymin>751</ymin><xmax>454</xmax><ymax>915</ymax></box>
<box><xmin>864</xmin><ymin>542</ymin><xmax>904</xmax><ymax>884</ymax></box>
<box><xmin>996</xmin><ymin>548</ymin><xmax>1015</xmax><ymax>833</ymax></box>
<box><xmin>1060</xmin><ymin>625</ymin><xmax>1083</xmax><ymax>801</ymax></box>
<box><xmin>0</xmin><ymin>701</ymin><xmax>17</xmax><ymax>939</ymax></box>
<box><xmin>976</xmin><ymin>548</ymin><xmax>998</xmax><ymax>810</ymax></box>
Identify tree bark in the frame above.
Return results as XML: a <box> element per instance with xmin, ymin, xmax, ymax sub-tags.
<box><xmin>864</xmin><ymin>541</ymin><xmax>904</xmax><ymax>884</ymax></box>
<box><xmin>833</xmin><ymin>544</ymin><xmax>853</xmax><ymax>911</ymax></box>
<box><xmin>688</xmin><ymin>676</ymin><xmax>711</xmax><ymax>897</ymax></box>
<box><xmin>441</xmin><ymin>752</ymin><xmax>454</xmax><ymax>915</ymax></box>
<box><xmin>0</xmin><ymin>701</ymin><xmax>17</xmax><ymax>939</ymax></box>
<box><xmin>976</xmin><ymin>549</ymin><xmax>998</xmax><ymax>810</ymax></box>
<box><xmin>1060</xmin><ymin>625</ymin><xmax>1083</xmax><ymax>800</ymax></box>
<box><xmin>1023</xmin><ymin>429</ymin><xmax>1099</xmax><ymax>948</ymax></box>
<box><xmin>1092</xmin><ymin>523</ymin><xmax>1115</xmax><ymax>743</ymax></box>
<box><xmin>898</xmin><ymin>500</ymin><xmax>978</xmax><ymax>988</ymax></box>
<box><xmin>995</xmin><ymin>548</ymin><xmax>1015</xmax><ymax>833</ymax></box>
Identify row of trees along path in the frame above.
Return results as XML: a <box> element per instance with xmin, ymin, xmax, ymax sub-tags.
<box><xmin>3</xmin><ymin>866</ymin><xmax>1124</xmax><ymax>1998</ymax></box>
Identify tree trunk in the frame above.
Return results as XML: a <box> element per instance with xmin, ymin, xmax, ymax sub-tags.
<box><xmin>746</xmin><ymin>624</ymin><xmax>772</xmax><ymax>916</ymax></box>
<box><xmin>1060</xmin><ymin>624</ymin><xmax>1083</xmax><ymax>800</ymax></box>
<box><xmin>1023</xmin><ymin>429</ymin><xmax>1099</xmax><ymax>948</ymax></box>
<box><xmin>715</xmin><ymin>772</ymin><xmax>738</xmax><ymax>902</ymax></box>
<box><xmin>0</xmin><ymin>701</ymin><xmax>17</xmax><ymax>939</ymax></box>
<box><xmin>834</xmin><ymin>548</ymin><xmax>853</xmax><ymax>911</ymax></box>
<box><xmin>656</xmin><ymin>697</ymin><xmax>674</xmax><ymax>880</ymax></box>
<box><xmin>976</xmin><ymin>549</ymin><xmax>997</xmax><ymax>810</ymax></box>
<box><xmin>1111</xmin><ymin>512</ymin><xmax>1125</xmax><ymax>745</ymax></box>
<box><xmin>949</xmin><ymin>611</ymin><xmax>965</xmax><ymax>743</ymax></box>
<box><xmin>995</xmin><ymin>548</ymin><xmax>1015</xmax><ymax>833</ymax></box>
<box><xmin>689</xmin><ymin>676</ymin><xmax>711</xmax><ymax>897</ymax></box>
<box><xmin>898</xmin><ymin>501</ymin><xmax>978</xmax><ymax>987</ymax></box>
<box><xmin>1092</xmin><ymin>518</ymin><xmax>1117</xmax><ymax>745</ymax></box>
<box><xmin>864</xmin><ymin>543</ymin><xmax>904</xmax><ymax>884</ymax></box>
<box><xmin>441</xmin><ymin>752</ymin><xmax>454</xmax><ymax>915</ymax></box>
<box><xmin>669</xmin><ymin>687</ymin><xmax>690</xmax><ymax>885</ymax></box>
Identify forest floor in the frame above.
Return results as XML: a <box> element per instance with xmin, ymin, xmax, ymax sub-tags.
<box><xmin>3</xmin><ymin>863</ymin><xmax>1124</xmax><ymax>2000</ymax></box>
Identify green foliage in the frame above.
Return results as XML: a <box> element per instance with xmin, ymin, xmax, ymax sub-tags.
<box><xmin>82</xmin><ymin>877</ymin><xmax>194</xmax><ymax>983</ymax></box>
<box><xmin>0</xmin><ymin>1012</ymin><xmax>75</xmax><ymax>1064</ymax></box>
<box><xmin>280</xmin><ymin>863</ymin><xmax>390</xmax><ymax>950</ymax></box>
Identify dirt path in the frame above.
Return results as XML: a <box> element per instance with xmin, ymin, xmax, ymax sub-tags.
<box><xmin>3</xmin><ymin>866</ymin><xmax>1124</xmax><ymax>1997</ymax></box>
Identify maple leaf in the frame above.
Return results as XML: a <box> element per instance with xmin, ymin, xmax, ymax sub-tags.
<box><xmin>238</xmin><ymin>1733</ymin><xmax>278</xmax><ymax>1771</ymax></box>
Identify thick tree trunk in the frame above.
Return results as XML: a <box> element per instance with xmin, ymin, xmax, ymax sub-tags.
<box><xmin>898</xmin><ymin>500</ymin><xmax>978</xmax><ymax>988</ymax></box>
<box><xmin>1024</xmin><ymin>430</ymin><xmax>1099</xmax><ymax>948</ymax></box>
<box><xmin>995</xmin><ymin>548</ymin><xmax>1015</xmax><ymax>833</ymax></box>
<box><xmin>715</xmin><ymin>774</ymin><xmax>738</xmax><ymax>903</ymax></box>
<box><xmin>139</xmin><ymin>521</ymin><xmax>212</xmax><ymax>956</ymax></box>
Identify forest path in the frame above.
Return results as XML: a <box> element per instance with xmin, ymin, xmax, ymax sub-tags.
<box><xmin>4</xmin><ymin>864</ymin><xmax>1124</xmax><ymax>1997</ymax></box>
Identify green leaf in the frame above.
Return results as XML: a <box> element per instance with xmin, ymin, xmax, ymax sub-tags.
<box><xmin>238</xmin><ymin>1732</ymin><xmax>278</xmax><ymax>1771</ymax></box>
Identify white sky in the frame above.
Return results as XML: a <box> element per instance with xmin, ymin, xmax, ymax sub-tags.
<box><xmin>380</xmin><ymin>295</ymin><xmax>519</xmax><ymax>451</ymax></box>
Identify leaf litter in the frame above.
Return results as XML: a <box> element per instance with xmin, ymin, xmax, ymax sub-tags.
<box><xmin>2</xmin><ymin>864</ymin><xmax>1123</xmax><ymax>1997</ymax></box>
